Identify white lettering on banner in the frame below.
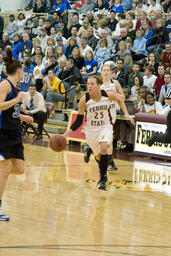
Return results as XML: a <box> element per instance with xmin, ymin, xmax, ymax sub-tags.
<box><xmin>134</xmin><ymin>121</ymin><xmax>171</xmax><ymax>157</ymax></box>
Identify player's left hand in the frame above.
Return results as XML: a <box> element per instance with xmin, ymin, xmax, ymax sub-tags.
<box><xmin>125</xmin><ymin>115</ymin><xmax>135</xmax><ymax>126</ymax></box>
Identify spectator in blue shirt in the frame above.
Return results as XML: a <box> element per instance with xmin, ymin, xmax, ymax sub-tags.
<box><xmin>11</xmin><ymin>34</ymin><xmax>22</xmax><ymax>60</ymax></box>
<box><xmin>131</xmin><ymin>29</ymin><xmax>147</xmax><ymax>61</ymax></box>
<box><xmin>20</xmin><ymin>58</ymin><xmax>33</xmax><ymax>92</ymax></box>
<box><xmin>54</xmin><ymin>0</ymin><xmax>71</xmax><ymax>9</ymax></box>
<box><xmin>53</xmin><ymin>0</ymin><xmax>68</xmax><ymax>17</ymax></box>
<box><xmin>110</xmin><ymin>0</ymin><xmax>123</xmax><ymax>14</ymax></box>
<box><xmin>81</xmin><ymin>50</ymin><xmax>98</xmax><ymax>82</ymax></box>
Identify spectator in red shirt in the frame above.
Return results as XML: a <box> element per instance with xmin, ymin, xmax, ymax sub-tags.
<box><xmin>154</xmin><ymin>65</ymin><xmax>165</xmax><ymax>99</ymax></box>
<box><xmin>161</xmin><ymin>42</ymin><xmax>171</xmax><ymax>68</ymax></box>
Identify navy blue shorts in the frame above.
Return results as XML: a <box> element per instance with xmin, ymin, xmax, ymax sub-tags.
<box><xmin>0</xmin><ymin>143</ymin><xmax>24</xmax><ymax>161</ymax></box>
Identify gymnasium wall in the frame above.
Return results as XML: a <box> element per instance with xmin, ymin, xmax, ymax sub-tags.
<box><xmin>0</xmin><ymin>0</ymin><xmax>23</xmax><ymax>12</ymax></box>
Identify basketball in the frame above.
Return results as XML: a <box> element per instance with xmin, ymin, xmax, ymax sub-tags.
<box><xmin>49</xmin><ymin>134</ymin><xmax>67</xmax><ymax>152</ymax></box>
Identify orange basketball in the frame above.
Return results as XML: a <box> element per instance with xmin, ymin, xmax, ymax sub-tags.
<box><xmin>49</xmin><ymin>134</ymin><xmax>67</xmax><ymax>152</ymax></box>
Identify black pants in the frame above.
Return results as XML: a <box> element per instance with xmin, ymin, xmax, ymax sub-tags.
<box><xmin>152</xmin><ymin>110</ymin><xmax>171</xmax><ymax>143</ymax></box>
<box><xmin>33</xmin><ymin>111</ymin><xmax>46</xmax><ymax>133</ymax></box>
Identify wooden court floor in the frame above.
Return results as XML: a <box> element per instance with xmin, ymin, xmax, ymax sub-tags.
<box><xmin>0</xmin><ymin>142</ymin><xmax>171</xmax><ymax>256</ymax></box>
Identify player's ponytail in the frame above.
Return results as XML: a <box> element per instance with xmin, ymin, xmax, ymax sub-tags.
<box><xmin>3</xmin><ymin>47</ymin><xmax>22</xmax><ymax>75</ymax></box>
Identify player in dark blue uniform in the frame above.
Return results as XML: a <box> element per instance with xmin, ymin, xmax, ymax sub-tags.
<box><xmin>0</xmin><ymin>48</ymin><xmax>33</xmax><ymax>221</ymax></box>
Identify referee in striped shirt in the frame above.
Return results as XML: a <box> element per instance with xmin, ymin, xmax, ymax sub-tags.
<box><xmin>146</xmin><ymin>88</ymin><xmax>171</xmax><ymax>146</ymax></box>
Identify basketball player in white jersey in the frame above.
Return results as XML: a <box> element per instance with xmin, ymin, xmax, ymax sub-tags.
<box><xmin>64</xmin><ymin>76</ymin><xmax>134</xmax><ymax>190</ymax></box>
<box><xmin>84</xmin><ymin>64</ymin><xmax>126</xmax><ymax>171</ymax></box>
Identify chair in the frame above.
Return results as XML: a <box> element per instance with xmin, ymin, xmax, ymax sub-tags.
<box><xmin>23</xmin><ymin>102</ymin><xmax>54</xmax><ymax>139</ymax></box>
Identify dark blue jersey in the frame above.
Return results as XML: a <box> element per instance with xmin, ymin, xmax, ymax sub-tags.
<box><xmin>0</xmin><ymin>79</ymin><xmax>22</xmax><ymax>148</ymax></box>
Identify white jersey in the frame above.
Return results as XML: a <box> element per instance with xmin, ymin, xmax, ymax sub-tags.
<box><xmin>100</xmin><ymin>82</ymin><xmax>118</xmax><ymax>124</ymax></box>
<box><xmin>85</xmin><ymin>90</ymin><xmax>113</xmax><ymax>132</ymax></box>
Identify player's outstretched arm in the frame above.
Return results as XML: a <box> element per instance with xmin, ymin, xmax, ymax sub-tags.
<box><xmin>0</xmin><ymin>82</ymin><xmax>25</xmax><ymax>111</ymax></box>
<box><xmin>112</xmin><ymin>80</ymin><xmax>125</xmax><ymax>101</ymax></box>
<box><xmin>64</xmin><ymin>96</ymin><xmax>86</xmax><ymax>137</ymax></box>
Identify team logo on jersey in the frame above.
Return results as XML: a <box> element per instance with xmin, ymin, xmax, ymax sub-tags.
<box><xmin>12</xmin><ymin>104</ymin><xmax>20</xmax><ymax>118</ymax></box>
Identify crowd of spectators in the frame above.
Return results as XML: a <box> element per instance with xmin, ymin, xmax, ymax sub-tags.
<box><xmin>0</xmin><ymin>0</ymin><xmax>170</xmax><ymax>146</ymax></box>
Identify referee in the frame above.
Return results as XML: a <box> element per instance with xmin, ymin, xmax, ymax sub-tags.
<box><xmin>146</xmin><ymin>88</ymin><xmax>171</xmax><ymax>146</ymax></box>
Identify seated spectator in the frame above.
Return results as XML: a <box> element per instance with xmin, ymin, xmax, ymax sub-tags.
<box><xmin>110</xmin><ymin>0</ymin><xmax>123</xmax><ymax>13</ymax></box>
<box><xmin>98</xmin><ymin>19</ymin><xmax>111</xmax><ymax>36</ymax></box>
<box><xmin>77</xmin><ymin>19</ymin><xmax>90</xmax><ymax>38</ymax></box>
<box><xmin>47</xmin><ymin>37</ymin><xmax>56</xmax><ymax>49</ymax></box>
<box><xmin>140</xmin><ymin>21</ymin><xmax>153</xmax><ymax>48</ymax></box>
<box><xmin>126</xmin><ymin>11</ymin><xmax>136</xmax><ymax>30</ymax></box>
<box><xmin>128</xmin><ymin>62</ymin><xmax>143</xmax><ymax>88</ymax></box>
<box><xmin>44</xmin><ymin>19</ymin><xmax>53</xmax><ymax>36</ymax></box>
<box><xmin>94</xmin><ymin>0</ymin><xmax>108</xmax><ymax>17</ymax></box>
<box><xmin>137</xmin><ymin>86</ymin><xmax>148</xmax><ymax>112</ymax></box>
<box><xmin>42</xmin><ymin>69</ymin><xmax>65</xmax><ymax>103</ymax></box>
<box><xmin>20</xmin><ymin>58</ymin><xmax>33</xmax><ymax>92</ymax></box>
<box><xmin>131</xmin><ymin>75</ymin><xmax>144</xmax><ymax>98</ymax></box>
<box><xmin>108</xmin><ymin>10</ymin><xmax>118</xmax><ymax>32</ymax></box>
<box><xmin>158</xmin><ymin>73</ymin><xmax>171</xmax><ymax>105</ymax></box>
<box><xmin>11</xmin><ymin>34</ymin><xmax>22</xmax><ymax>60</ymax></box>
<box><xmin>79</xmin><ymin>37</ymin><xmax>93</xmax><ymax>58</ymax></box>
<box><xmin>161</xmin><ymin>42</ymin><xmax>171</xmax><ymax>69</ymax></box>
<box><xmin>135</xmin><ymin>11</ymin><xmax>152</xmax><ymax>30</ymax></box>
<box><xmin>50</xmin><ymin>27</ymin><xmax>57</xmax><ymax>41</ymax></box>
<box><xmin>143</xmin><ymin>65</ymin><xmax>157</xmax><ymax>90</ymax></box>
<box><xmin>55</xmin><ymin>57</ymin><xmax>66</xmax><ymax>77</ymax></box>
<box><xmin>16</xmin><ymin>13</ymin><xmax>26</xmax><ymax>35</ymax></box>
<box><xmin>146</xmin><ymin>53</ymin><xmax>158</xmax><ymax>75</ymax></box>
<box><xmin>131</xmin><ymin>29</ymin><xmax>148</xmax><ymax>61</ymax></box>
<box><xmin>0</xmin><ymin>33</ymin><xmax>11</xmax><ymax>48</ymax></box>
<box><xmin>115</xmin><ymin>28</ymin><xmax>128</xmax><ymax>53</ymax></box>
<box><xmin>79</xmin><ymin>0</ymin><xmax>95</xmax><ymax>15</ymax></box>
<box><xmin>67</xmin><ymin>26</ymin><xmax>80</xmax><ymax>46</ymax></box>
<box><xmin>33</xmin><ymin>17</ymin><xmax>45</xmax><ymax>36</ymax></box>
<box><xmin>33</xmin><ymin>55</ymin><xmax>45</xmax><ymax>92</ymax></box>
<box><xmin>56</xmin><ymin>46</ymin><xmax>66</xmax><ymax>62</ymax></box>
<box><xmin>22</xmin><ymin>83</ymin><xmax>47</xmax><ymax>140</ymax></box>
<box><xmin>52</xmin><ymin>11</ymin><xmax>60</xmax><ymax>30</ymax></box>
<box><xmin>59</xmin><ymin>58</ymin><xmax>84</xmax><ymax>107</ymax></box>
<box><xmin>117</xmin><ymin>41</ymin><xmax>133</xmax><ymax>69</ymax></box>
<box><xmin>42</xmin><ymin>54</ymin><xmax>58</xmax><ymax>76</ymax></box>
<box><xmin>162</xmin><ymin>0</ymin><xmax>171</xmax><ymax>13</ymax></box>
<box><xmin>165</xmin><ymin>11</ymin><xmax>171</xmax><ymax>41</ymax></box>
<box><xmin>55</xmin><ymin>36</ymin><xmax>67</xmax><ymax>55</ymax></box>
<box><xmin>154</xmin><ymin>65</ymin><xmax>165</xmax><ymax>99</ymax></box>
<box><xmin>98</xmin><ymin>29</ymin><xmax>114</xmax><ymax>52</ymax></box>
<box><xmin>56</xmin><ymin>29</ymin><xmax>68</xmax><ymax>46</ymax></box>
<box><xmin>43</xmin><ymin>46</ymin><xmax>55</xmax><ymax>66</ymax></box>
<box><xmin>32</xmin><ymin>46</ymin><xmax>44</xmax><ymax>60</ymax></box>
<box><xmin>68</xmin><ymin>13</ymin><xmax>81</xmax><ymax>36</ymax></box>
<box><xmin>19</xmin><ymin>33</ymin><xmax>33</xmax><ymax>62</ymax></box>
<box><xmin>113</xmin><ymin>58</ymin><xmax>128</xmax><ymax>87</ymax></box>
<box><xmin>95</xmin><ymin>38</ymin><xmax>111</xmax><ymax>68</ymax></box>
<box><xmin>141</xmin><ymin>92</ymin><xmax>163</xmax><ymax>114</ymax></box>
<box><xmin>7</xmin><ymin>14</ymin><xmax>17</xmax><ymax>40</ymax></box>
<box><xmin>86</xmin><ymin>11</ymin><xmax>94</xmax><ymax>26</ymax></box>
<box><xmin>65</xmin><ymin>37</ymin><xmax>78</xmax><ymax>58</ymax></box>
<box><xmin>53</xmin><ymin>0</ymin><xmax>68</xmax><ymax>18</ymax></box>
<box><xmin>37</xmin><ymin>27</ymin><xmax>48</xmax><ymax>54</ymax></box>
<box><xmin>147</xmin><ymin>0</ymin><xmax>162</xmax><ymax>15</ymax></box>
<box><xmin>126</xmin><ymin>21</ymin><xmax>136</xmax><ymax>42</ymax></box>
<box><xmin>81</xmin><ymin>50</ymin><xmax>98</xmax><ymax>81</ymax></box>
<box><xmin>87</xmin><ymin>27</ymin><xmax>98</xmax><ymax>51</ymax></box>
<box><xmin>150</xmin><ymin>18</ymin><xmax>169</xmax><ymax>61</ymax></box>
<box><xmin>33</xmin><ymin>0</ymin><xmax>47</xmax><ymax>13</ymax></box>
<box><xmin>70</xmin><ymin>47</ymin><xmax>84</xmax><ymax>70</ymax></box>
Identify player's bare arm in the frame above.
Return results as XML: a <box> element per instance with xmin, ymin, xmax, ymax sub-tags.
<box><xmin>64</xmin><ymin>96</ymin><xmax>86</xmax><ymax>137</ymax></box>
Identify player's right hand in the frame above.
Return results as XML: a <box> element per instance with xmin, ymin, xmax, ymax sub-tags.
<box><xmin>16</xmin><ymin>92</ymin><xmax>25</xmax><ymax>102</ymax></box>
